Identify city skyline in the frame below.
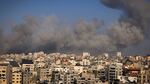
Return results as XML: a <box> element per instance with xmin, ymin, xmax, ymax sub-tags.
<box><xmin>0</xmin><ymin>51</ymin><xmax>150</xmax><ymax>84</ymax></box>
<box><xmin>0</xmin><ymin>1</ymin><xmax>150</xmax><ymax>83</ymax></box>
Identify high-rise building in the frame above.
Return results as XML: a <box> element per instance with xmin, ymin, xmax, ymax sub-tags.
<box><xmin>140</xmin><ymin>65</ymin><xmax>150</xmax><ymax>84</ymax></box>
<box><xmin>40</xmin><ymin>68</ymin><xmax>52</xmax><ymax>83</ymax></box>
<box><xmin>98</xmin><ymin>68</ymin><xmax>107</xmax><ymax>82</ymax></box>
<box><xmin>108</xmin><ymin>63</ymin><xmax>122</xmax><ymax>83</ymax></box>
<box><xmin>10</xmin><ymin>61</ymin><xmax>22</xmax><ymax>84</ymax></box>
<box><xmin>21</xmin><ymin>59</ymin><xmax>34</xmax><ymax>84</ymax></box>
<box><xmin>22</xmin><ymin>59</ymin><xmax>34</xmax><ymax>72</ymax></box>
<box><xmin>51</xmin><ymin>71</ymin><xmax>61</xmax><ymax>84</ymax></box>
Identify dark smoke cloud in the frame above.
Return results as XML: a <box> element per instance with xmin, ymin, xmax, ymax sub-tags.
<box><xmin>69</xmin><ymin>19</ymin><xmax>115</xmax><ymax>53</ymax></box>
<box><xmin>101</xmin><ymin>0</ymin><xmax>150</xmax><ymax>55</ymax></box>
<box><xmin>108</xmin><ymin>22</ymin><xmax>144</xmax><ymax>47</ymax></box>
<box><xmin>0</xmin><ymin>16</ymin><xmax>116</xmax><ymax>54</ymax></box>
<box><xmin>0</xmin><ymin>15</ymin><xmax>146</xmax><ymax>55</ymax></box>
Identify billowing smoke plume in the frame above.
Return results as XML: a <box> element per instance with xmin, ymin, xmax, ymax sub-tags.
<box><xmin>108</xmin><ymin>22</ymin><xmax>144</xmax><ymax>47</ymax></box>
<box><xmin>101</xmin><ymin>0</ymin><xmax>150</xmax><ymax>33</ymax></box>
<box><xmin>101</xmin><ymin>0</ymin><xmax>150</xmax><ymax>55</ymax></box>
<box><xmin>0</xmin><ymin>15</ymin><xmax>144</xmax><ymax>55</ymax></box>
<box><xmin>0</xmin><ymin>16</ymin><xmax>117</xmax><ymax>54</ymax></box>
<box><xmin>0</xmin><ymin>15</ymin><xmax>145</xmax><ymax>55</ymax></box>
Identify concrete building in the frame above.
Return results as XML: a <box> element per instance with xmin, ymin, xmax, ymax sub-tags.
<box><xmin>40</xmin><ymin>68</ymin><xmax>52</xmax><ymax>83</ymax></box>
<box><xmin>21</xmin><ymin>59</ymin><xmax>34</xmax><ymax>84</ymax></box>
<box><xmin>22</xmin><ymin>68</ymin><xmax>33</xmax><ymax>84</ymax></box>
<box><xmin>51</xmin><ymin>71</ymin><xmax>60</xmax><ymax>84</ymax></box>
<box><xmin>108</xmin><ymin>63</ymin><xmax>123</xmax><ymax>83</ymax></box>
<box><xmin>73</xmin><ymin>66</ymin><xmax>83</xmax><ymax>74</ymax></box>
<box><xmin>66</xmin><ymin>73</ymin><xmax>78</xmax><ymax>84</ymax></box>
<box><xmin>0</xmin><ymin>62</ymin><xmax>12</xmax><ymax>84</ymax></box>
<box><xmin>10</xmin><ymin>61</ymin><xmax>22</xmax><ymax>84</ymax></box>
<box><xmin>22</xmin><ymin>59</ymin><xmax>34</xmax><ymax>71</ymax></box>
<box><xmin>80</xmin><ymin>59</ymin><xmax>90</xmax><ymax>66</ymax></box>
<box><xmin>139</xmin><ymin>65</ymin><xmax>150</xmax><ymax>84</ymax></box>
<box><xmin>97</xmin><ymin>68</ymin><xmax>107</xmax><ymax>82</ymax></box>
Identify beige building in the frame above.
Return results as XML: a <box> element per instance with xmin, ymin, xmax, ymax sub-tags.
<box><xmin>139</xmin><ymin>65</ymin><xmax>150</xmax><ymax>84</ymax></box>
<box><xmin>108</xmin><ymin>63</ymin><xmax>123</xmax><ymax>81</ymax></box>
<box><xmin>40</xmin><ymin>68</ymin><xmax>52</xmax><ymax>83</ymax></box>
<box><xmin>10</xmin><ymin>61</ymin><xmax>22</xmax><ymax>84</ymax></box>
<box><xmin>21</xmin><ymin>59</ymin><xmax>34</xmax><ymax>84</ymax></box>
<box><xmin>22</xmin><ymin>59</ymin><xmax>34</xmax><ymax>71</ymax></box>
<box><xmin>0</xmin><ymin>62</ymin><xmax>12</xmax><ymax>84</ymax></box>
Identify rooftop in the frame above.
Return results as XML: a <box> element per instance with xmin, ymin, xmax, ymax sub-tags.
<box><xmin>10</xmin><ymin>61</ymin><xmax>19</xmax><ymax>67</ymax></box>
<box><xmin>0</xmin><ymin>63</ymin><xmax>9</xmax><ymax>66</ymax></box>
<box><xmin>22</xmin><ymin>59</ymin><xmax>33</xmax><ymax>64</ymax></box>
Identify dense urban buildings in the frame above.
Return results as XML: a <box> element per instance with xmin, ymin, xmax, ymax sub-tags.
<box><xmin>0</xmin><ymin>51</ymin><xmax>150</xmax><ymax>84</ymax></box>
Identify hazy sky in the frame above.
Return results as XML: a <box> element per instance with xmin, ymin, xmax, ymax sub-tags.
<box><xmin>0</xmin><ymin>0</ymin><xmax>121</xmax><ymax>24</ymax></box>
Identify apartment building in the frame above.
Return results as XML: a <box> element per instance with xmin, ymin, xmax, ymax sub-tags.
<box><xmin>40</xmin><ymin>68</ymin><xmax>52</xmax><ymax>83</ymax></box>
<box><xmin>10</xmin><ymin>61</ymin><xmax>22</xmax><ymax>84</ymax></box>
<box><xmin>0</xmin><ymin>62</ymin><xmax>12</xmax><ymax>84</ymax></box>
<box><xmin>22</xmin><ymin>59</ymin><xmax>34</xmax><ymax>71</ymax></box>
<box><xmin>108</xmin><ymin>63</ymin><xmax>123</xmax><ymax>83</ymax></box>
<box><xmin>21</xmin><ymin>59</ymin><xmax>34</xmax><ymax>84</ymax></box>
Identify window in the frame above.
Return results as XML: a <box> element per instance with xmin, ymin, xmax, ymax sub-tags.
<box><xmin>2</xmin><ymin>71</ymin><xmax>5</xmax><ymax>73</ymax></box>
<box><xmin>2</xmin><ymin>74</ymin><xmax>5</xmax><ymax>76</ymax></box>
